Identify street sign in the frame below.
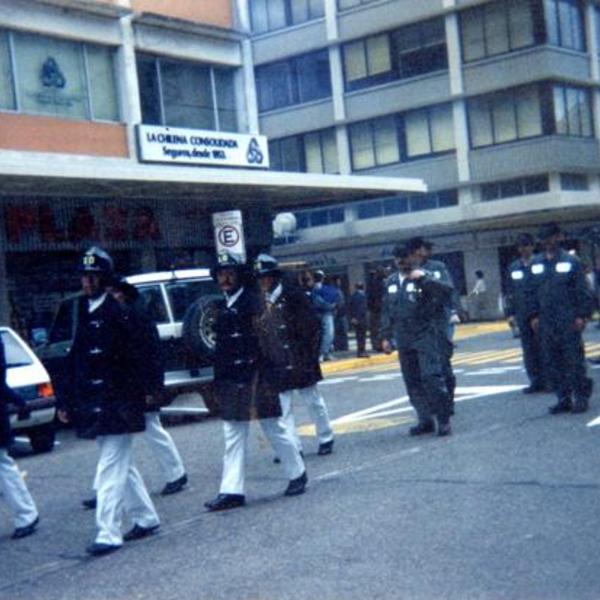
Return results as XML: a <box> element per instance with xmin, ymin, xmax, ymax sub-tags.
<box><xmin>212</xmin><ymin>210</ymin><xmax>246</xmax><ymax>264</ymax></box>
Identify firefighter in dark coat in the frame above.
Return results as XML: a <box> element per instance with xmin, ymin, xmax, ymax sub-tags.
<box><xmin>254</xmin><ymin>254</ymin><xmax>334</xmax><ymax>457</ymax></box>
<box><xmin>380</xmin><ymin>244</ymin><xmax>454</xmax><ymax>436</ymax></box>
<box><xmin>58</xmin><ymin>247</ymin><xmax>159</xmax><ymax>556</ymax></box>
<box><xmin>504</xmin><ymin>233</ymin><xmax>546</xmax><ymax>394</ymax></box>
<box><xmin>0</xmin><ymin>335</ymin><xmax>39</xmax><ymax>539</ymax></box>
<box><xmin>204</xmin><ymin>253</ymin><xmax>307</xmax><ymax>512</ymax></box>
<box><xmin>527</xmin><ymin>223</ymin><xmax>595</xmax><ymax>415</ymax></box>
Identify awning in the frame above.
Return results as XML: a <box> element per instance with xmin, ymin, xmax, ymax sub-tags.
<box><xmin>0</xmin><ymin>152</ymin><xmax>426</xmax><ymax>210</ymax></box>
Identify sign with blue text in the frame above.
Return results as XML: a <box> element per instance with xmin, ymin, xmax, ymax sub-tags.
<box><xmin>137</xmin><ymin>125</ymin><xmax>269</xmax><ymax>169</ymax></box>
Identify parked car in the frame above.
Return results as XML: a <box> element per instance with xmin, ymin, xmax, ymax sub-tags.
<box><xmin>35</xmin><ymin>268</ymin><xmax>221</xmax><ymax>416</ymax></box>
<box><xmin>3</xmin><ymin>326</ymin><xmax>57</xmax><ymax>453</ymax></box>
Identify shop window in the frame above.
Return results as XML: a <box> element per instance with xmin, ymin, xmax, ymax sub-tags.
<box><xmin>544</xmin><ymin>0</ymin><xmax>585</xmax><ymax>51</ymax></box>
<box><xmin>137</xmin><ymin>54</ymin><xmax>238</xmax><ymax>131</ymax></box>
<box><xmin>460</xmin><ymin>0</ymin><xmax>538</xmax><ymax>63</ymax></box>
<box><xmin>1</xmin><ymin>29</ymin><xmax>119</xmax><ymax>121</ymax></box>
<box><xmin>553</xmin><ymin>84</ymin><xmax>592</xmax><ymax>137</ymax></box>
<box><xmin>250</xmin><ymin>0</ymin><xmax>324</xmax><ymax>34</ymax></box>
<box><xmin>560</xmin><ymin>172</ymin><xmax>588</xmax><ymax>190</ymax></box>
<box><xmin>467</xmin><ymin>84</ymin><xmax>543</xmax><ymax>148</ymax></box>
<box><xmin>357</xmin><ymin>190</ymin><xmax>457</xmax><ymax>219</ymax></box>
<box><xmin>256</xmin><ymin>50</ymin><xmax>331</xmax><ymax>112</ymax></box>
<box><xmin>295</xmin><ymin>206</ymin><xmax>345</xmax><ymax>227</ymax></box>
<box><xmin>343</xmin><ymin>17</ymin><xmax>447</xmax><ymax>92</ymax></box>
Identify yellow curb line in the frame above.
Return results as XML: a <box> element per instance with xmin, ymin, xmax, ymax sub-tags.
<box><xmin>321</xmin><ymin>320</ymin><xmax>510</xmax><ymax>376</ymax></box>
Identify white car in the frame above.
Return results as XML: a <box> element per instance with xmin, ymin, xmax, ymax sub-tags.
<box><xmin>3</xmin><ymin>327</ymin><xmax>57</xmax><ymax>452</ymax></box>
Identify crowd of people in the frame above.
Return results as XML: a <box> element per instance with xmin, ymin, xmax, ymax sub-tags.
<box><xmin>0</xmin><ymin>221</ymin><xmax>596</xmax><ymax>556</ymax></box>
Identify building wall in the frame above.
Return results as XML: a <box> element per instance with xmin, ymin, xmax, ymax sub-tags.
<box><xmin>131</xmin><ymin>0</ymin><xmax>233</xmax><ymax>28</ymax></box>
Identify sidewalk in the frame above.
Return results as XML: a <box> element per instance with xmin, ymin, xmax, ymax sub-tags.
<box><xmin>321</xmin><ymin>320</ymin><xmax>510</xmax><ymax>376</ymax></box>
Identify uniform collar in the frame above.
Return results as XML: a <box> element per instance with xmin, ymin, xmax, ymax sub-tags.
<box><xmin>225</xmin><ymin>286</ymin><xmax>244</xmax><ymax>308</ymax></box>
<box><xmin>88</xmin><ymin>293</ymin><xmax>108</xmax><ymax>313</ymax></box>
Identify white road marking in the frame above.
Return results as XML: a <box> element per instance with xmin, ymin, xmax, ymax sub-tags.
<box><xmin>320</xmin><ymin>376</ymin><xmax>359</xmax><ymax>385</ymax></box>
<box><xmin>357</xmin><ymin>373</ymin><xmax>401</xmax><ymax>382</ymax></box>
<box><xmin>586</xmin><ymin>415</ymin><xmax>600</xmax><ymax>427</ymax></box>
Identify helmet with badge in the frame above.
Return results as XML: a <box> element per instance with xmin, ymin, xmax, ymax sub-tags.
<box><xmin>253</xmin><ymin>254</ymin><xmax>282</xmax><ymax>278</ymax></box>
<box><xmin>210</xmin><ymin>251</ymin><xmax>246</xmax><ymax>282</ymax></box>
<box><xmin>79</xmin><ymin>246</ymin><xmax>114</xmax><ymax>275</ymax></box>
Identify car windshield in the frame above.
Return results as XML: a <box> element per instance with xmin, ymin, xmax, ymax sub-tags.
<box><xmin>166</xmin><ymin>280</ymin><xmax>219</xmax><ymax>322</ymax></box>
<box><xmin>1</xmin><ymin>330</ymin><xmax>33</xmax><ymax>368</ymax></box>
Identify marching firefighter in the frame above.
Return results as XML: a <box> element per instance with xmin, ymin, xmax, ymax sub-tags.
<box><xmin>380</xmin><ymin>243</ymin><xmax>454</xmax><ymax>436</ymax></box>
<box><xmin>0</xmin><ymin>335</ymin><xmax>39</xmax><ymax>540</ymax></box>
<box><xmin>527</xmin><ymin>223</ymin><xmax>595</xmax><ymax>415</ymax></box>
<box><xmin>253</xmin><ymin>254</ymin><xmax>334</xmax><ymax>458</ymax></box>
<box><xmin>505</xmin><ymin>233</ymin><xmax>546</xmax><ymax>394</ymax></box>
<box><xmin>58</xmin><ymin>247</ymin><xmax>159</xmax><ymax>556</ymax></box>
<box><xmin>204</xmin><ymin>253</ymin><xmax>307</xmax><ymax>512</ymax></box>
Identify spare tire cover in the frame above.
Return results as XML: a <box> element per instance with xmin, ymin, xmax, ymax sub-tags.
<box><xmin>182</xmin><ymin>294</ymin><xmax>222</xmax><ymax>358</ymax></box>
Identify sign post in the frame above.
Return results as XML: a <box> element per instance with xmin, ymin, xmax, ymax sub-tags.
<box><xmin>212</xmin><ymin>210</ymin><xmax>246</xmax><ymax>264</ymax></box>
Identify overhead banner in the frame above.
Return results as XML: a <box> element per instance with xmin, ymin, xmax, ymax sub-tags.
<box><xmin>213</xmin><ymin>210</ymin><xmax>246</xmax><ymax>264</ymax></box>
<box><xmin>137</xmin><ymin>125</ymin><xmax>269</xmax><ymax>169</ymax></box>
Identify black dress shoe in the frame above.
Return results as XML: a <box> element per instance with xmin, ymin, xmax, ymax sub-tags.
<box><xmin>86</xmin><ymin>542</ymin><xmax>121</xmax><ymax>556</ymax></box>
<box><xmin>437</xmin><ymin>423</ymin><xmax>452</xmax><ymax>437</ymax></box>
<box><xmin>317</xmin><ymin>440</ymin><xmax>334</xmax><ymax>455</ymax></box>
<box><xmin>12</xmin><ymin>516</ymin><xmax>39</xmax><ymax>540</ymax></box>
<box><xmin>572</xmin><ymin>400</ymin><xmax>589</xmax><ymax>414</ymax></box>
<box><xmin>522</xmin><ymin>385</ymin><xmax>546</xmax><ymax>394</ymax></box>
<box><xmin>409</xmin><ymin>421</ymin><xmax>435</xmax><ymax>436</ymax></box>
<box><xmin>160</xmin><ymin>474</ymin><xmax>188</xmax><ymax>496</ymax></box>
<box><xmin>82</xmin><ymin>497</ymin><xmax>97</xmax><ymax>510</ymax></box>
<box><xmin>204</xmin><ymin>494</ymin><xmax>245</xmax><ymax>512</ymax></box>
<box><xmin>123</xmin><ymin>523</ymin><xmax>160</xmax><ymax>542</ymax></box>
<box><xmin>284</xmin><ymin>471</ymin><xmax>308</xmax><ymax>496</ymax></box>
<box><xmin>549</xmin><ymin>399</ymin><xmax>573</xmax><ymax>415</ymax></box>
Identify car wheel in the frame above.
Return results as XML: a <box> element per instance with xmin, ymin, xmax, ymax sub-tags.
<box><xmin>182</xmin><ymin>294</ymin><xmax>221</xmax><ymax>359</ymax></box>
<box><xmin>28</xmin><ymin>425</ymin><xmax>56</xmax><ymax>453</ymax></box>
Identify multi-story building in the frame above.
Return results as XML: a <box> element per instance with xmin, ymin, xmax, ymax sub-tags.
<box><xmin>248</xmin><ymin>0</ymin><xmax>600</xmax><ymax>316</ymax></box>
<box><xmin>0</xmin><ymin>0</ymin><xmax>421</xmax><ymax>335</ymax></box>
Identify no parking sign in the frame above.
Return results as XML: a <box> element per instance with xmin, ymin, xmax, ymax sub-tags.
<box><xmin>212</xmin><ymin>210</ymin><xmax>246</xmax><ymax>263</ymax></box>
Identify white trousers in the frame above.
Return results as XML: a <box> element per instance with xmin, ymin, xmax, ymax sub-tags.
<box><xmin>0</xmin><ymin>449</ymin><xmax>38</xmax><ymax>528</ymax></box>
<box><xmin>220</xmin><ymin>419</ymin><xmax>305</xmax><ymax>495</ymax></box>
<box><xmin>92</xmin><ymin>413</ymin><xmax>185</xmax><ymax>491</ymax></box>
<box><xmin>279</xmin><ymin>385</ymin><xmax>334</xmax><ymax>452</ymax></box>
<box><xmin>95</xmin><ymin>434</ymin><xmax>159</xmax><ymax>546</ymax></box>
<box><xmin>143</xmin><ymin>413</ymin><xmax>186</xmax><ymax>483</ymax></box>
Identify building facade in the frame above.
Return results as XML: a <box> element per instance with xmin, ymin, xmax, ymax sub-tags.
<box><xmin>248</xmin><ymin>0</ymin><xmax>600</xmax><ymax>316</ymax></box>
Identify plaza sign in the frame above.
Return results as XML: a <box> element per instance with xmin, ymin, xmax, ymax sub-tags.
<box><xmin>137</xmin><ymin>125</ymin><xmax>269</xmax><ymax>169</ymax></box>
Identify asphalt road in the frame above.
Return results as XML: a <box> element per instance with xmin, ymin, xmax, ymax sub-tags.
<box><xmin>3</xmin><ymin>324</ymin><xmax>600</xmax><ymax>600</ymax></box>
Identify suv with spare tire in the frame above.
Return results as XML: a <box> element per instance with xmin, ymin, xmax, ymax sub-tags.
<box><xmin>35</xmin><ymin>268</ymin><xmax>221</xmax><ymax>416</ymax></box>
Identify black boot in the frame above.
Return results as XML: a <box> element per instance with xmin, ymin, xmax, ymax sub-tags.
<box><xmin>549</xmin><ymin>398</ymin><xmax>572</xmax><ymax>415</ymax></box>
<box><xmin>409</xmin><ymin>420</ymin><xmax>435</xmax><ymax>436</ymax></box>
<box><xmin>204</xmin><ymin>494</ymin><xmax>246</xmax><ymax>512</ymax></box>
<box><xmin>284</xmin><ymin>471</ymin><xmax>307</xmax><ymax>496</ymax></box>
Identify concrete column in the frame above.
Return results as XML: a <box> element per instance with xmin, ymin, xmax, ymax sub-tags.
<box><xmin>236</xmin><ymin>0</ymin><xmax>260</xmax><ymax>134</ymax></box>
<box><xmin>117</xmin><ymin>15</ymin><xmax>142</xmax><ymax>161</ymax></box>
<box><xmin>336</xmin><ymin>124</ymin><xmax>352</xmax><ymax>174</ymax></box>
<box><xmin>445</xmin><ymin>12</ymin><xmax>471</xmax><ymax>183</ymax></box>
<box><xmin>584</xmin><ymin>3</ymin><xmax>600</xmax><ymax>145</ymax></box>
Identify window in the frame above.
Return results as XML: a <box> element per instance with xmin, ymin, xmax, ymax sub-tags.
<box><xmin>553</xmin><ymin>84</ymin><xmax>592</xmax><ymax>137</ymax></box>
<box><xmin>356</xmin><ymin>190</ymin><xmax>458</xmax><ymax>219</ymax></box>
<box><xmin>349</xmin><ymin>115</ymin><xmax>399</xmax><ymax>170</ymax></box>
<box><xmin>256</xmin><ymin>50</ymin><xmax>331</xmax><ymax>112</ymax></box>
<box><xmin>343</xmin><ymin>18</ymin><xmax>447</xmax><ymax>91</ymax></box>
<box><xmin>137</xmin><ymin>55</ymin><xmax>238</xmax><ymax>131</ymax></box>
<box><xmin>250</xmin><ymin>0</ymin><xmax>324</xmax><ymax>34</ymax></box>
<box><xmin>467</xmin><ymin>84</ymin><xmax>543</xmax><ymax>148</ymax></box>
<box><xmin>137</xmin><ymin>286</ymin><xmax>169</xmax><ymax>324</ymax></box>
<box><xmin>0</xmin><ymin>29</ymin><xmax>119</xmax><ymax>121</ymax></box>
<box><xmin>269</xmin><ymin>128</ymin><xmax>338</xmax><ymax>173</ymax></box>
<box><xmin>544</xmin><ymin>0</ymin><xmax>585</xmax><ymax>51</ymax></box>
<box><xmin>165</xmin><ymin>280</ymin><xmax>218</xmax><ymax>322</ymax></box>
<box><xmin>404</xmin><ymin>104</ymin><xmax>455</xmax><ymax>158</ymax></box>
<box><xmin>560</xmin><ymin>172</ymin><xmax>588</xmax><ymax>190</ymax></box>
<box><xmin>460</xmin><ymin>0</ymin><xmax>537</xmax><ymax>62</ymax></box>
<box><xmin>294</xmin><ymin>207</ymin><xmax>345</xmax><ymax>228</ymax></box>
<box><xmin>481</xmin><ymin>175</ymin><xmax>549</xmax><ymax>201</ymax></box>
<box><xmin>343</xmin><ymin>35</ymin><xmax>393</xmax><ymax>88</ymax></box>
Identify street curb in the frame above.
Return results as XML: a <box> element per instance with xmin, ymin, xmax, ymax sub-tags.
<box><xmin>321</xmin><ymin>320</ymin><xmax>510</xmax><ymax>376</ymax></box>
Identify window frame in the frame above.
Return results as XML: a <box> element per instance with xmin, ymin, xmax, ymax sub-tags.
<box><xmin>0</xmin><ymin>28</ymin><xmax>120</xmax><ymax>123</ymax></box>
<box><xmin>250</xmin><ymin>0</ymin><xmax>325</xmax><ymax>35</ymax></box>
<box><xmin>544</xmin><ymin>0</ymin><xmax>586</xmax><ymax>52</ymax></box>
<box><xmin>137</xmin><ymin>53</ymin><xmax>238</xmax><ymax>132</ymax></box>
